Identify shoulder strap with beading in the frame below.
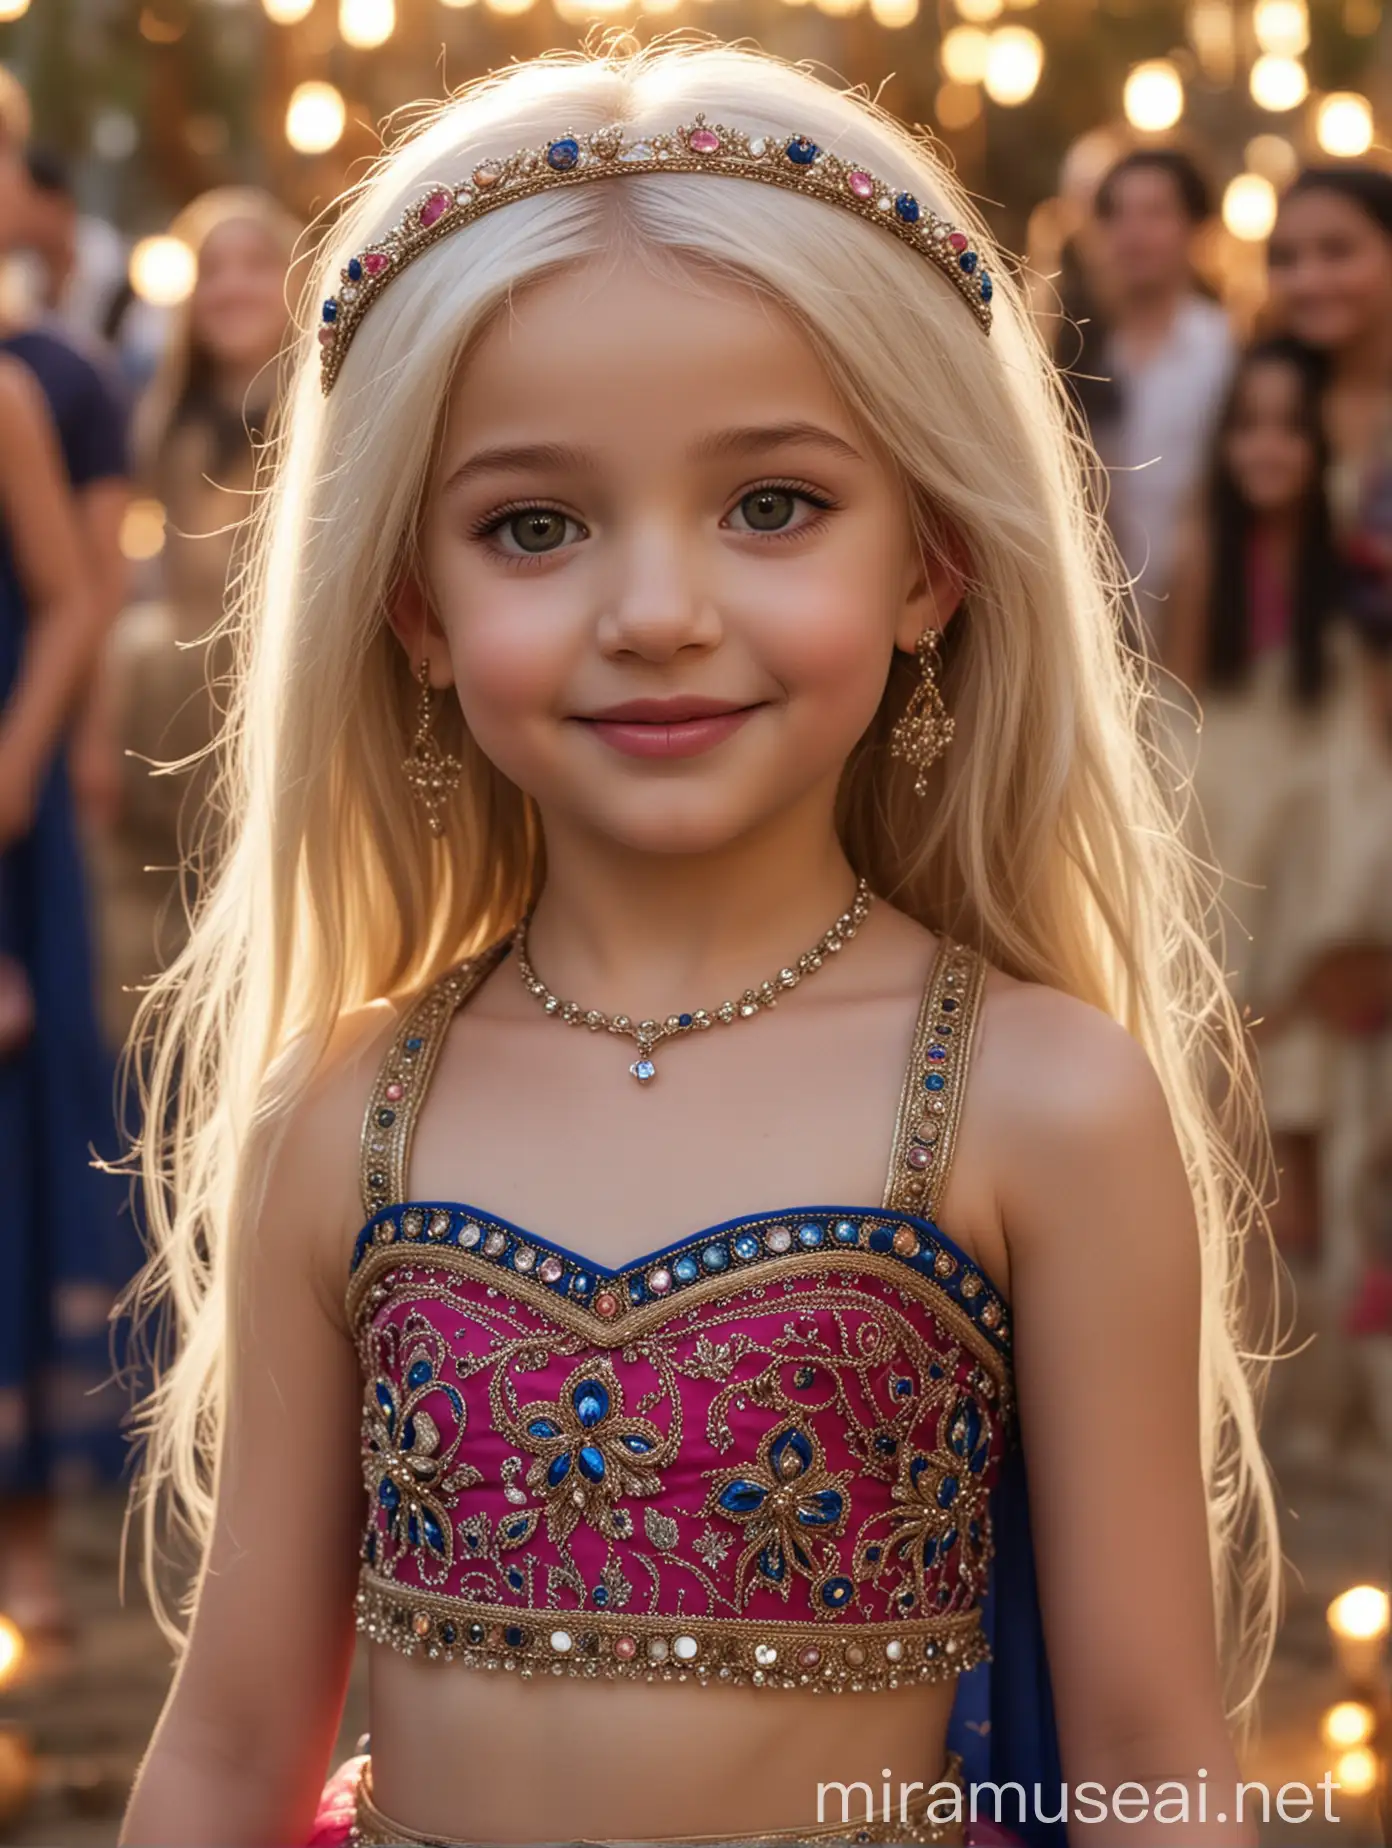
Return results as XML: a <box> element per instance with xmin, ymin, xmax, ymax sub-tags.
<box><xmin>881</xmin><ymin>935</ymin><xmax>989</xmax><ymax>1223</ymax></box>
<box><xmin>359</xmin><ymin>938</ymin><xmax>511</xmax><ymax>1222</ymax></box>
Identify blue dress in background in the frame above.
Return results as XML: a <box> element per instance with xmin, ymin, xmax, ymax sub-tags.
<box><xmin>0</xmin><ymin>327</ymin><xmax>139</xmax><ymax>1495</ymax></box>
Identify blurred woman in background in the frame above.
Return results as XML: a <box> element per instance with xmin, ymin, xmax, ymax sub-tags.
<box><xmin>97</xmin><ymin>188</ymin><xmax>299</xmax><ymax>1048</ymax></box>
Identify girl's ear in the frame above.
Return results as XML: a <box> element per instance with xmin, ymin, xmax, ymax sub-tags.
<box><xmin>894</xmin><ymin>531</ymin><xmax>968</xmax><ymax>655</ymax></box>
<box><xmin>385</xmin><ymin>571</ymin><xmax>455</xmax><ymax>689</ymax></box>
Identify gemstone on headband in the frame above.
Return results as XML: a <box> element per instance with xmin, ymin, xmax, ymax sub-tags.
<box><xmin>317</xmin><ymin>114</ymin><xmax>994</xmax><ymax>392</ymax></box>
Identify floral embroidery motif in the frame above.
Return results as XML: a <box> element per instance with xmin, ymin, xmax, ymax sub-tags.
<box><xmin>362</xmin><ymin>1321</ymin><xmax>481</xmax><ymax>1582</ymax></box>
<box><xmin>503</xmin><ymin>1359</ymin><xmax>676</xmax><ymax>1546</ymax></box>
<box><xmin>706</xmin><ymin>1421</ymin><xmax>854</xmax><ymax>1609</ymax></box>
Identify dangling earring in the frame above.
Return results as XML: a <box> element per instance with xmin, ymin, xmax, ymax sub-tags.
<box><xmin>889</xmin><ymin>626</ymin><xmax>955</xmax><ymax>796</ymax></box>
<box><xmin>402</xmin><ymin>660</ymin><xmax>462</xmax><ymax>837</ymax></box>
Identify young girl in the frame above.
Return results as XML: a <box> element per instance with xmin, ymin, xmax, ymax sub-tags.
<box><xmin>120</xmin><ymin>43</ymin><xmax>1279</xmax><ymax>1848</ymax></box>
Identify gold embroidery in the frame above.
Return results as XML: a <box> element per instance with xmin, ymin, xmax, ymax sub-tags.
<box><xmin>882</xmin><ymin>939</ymin><xmax>988</xmax><ymax>1223</ymax></box>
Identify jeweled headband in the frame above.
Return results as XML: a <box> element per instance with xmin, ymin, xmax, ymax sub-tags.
<box><xmin>317</xmin><ymin>114</ymin><xmax>994</xmax><ymax>391</ymax></box>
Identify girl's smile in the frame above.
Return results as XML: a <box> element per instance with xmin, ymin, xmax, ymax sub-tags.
<box><xmin>577</xmin><ymin>695</ymin><xmax>767</xmax><ymax>759</ymax></box>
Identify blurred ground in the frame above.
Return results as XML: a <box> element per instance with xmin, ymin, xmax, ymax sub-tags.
<box><xmin>0</xmin><ymin>1462</ymin><xmax>1385</xmax><ymax>1846</ymax></box>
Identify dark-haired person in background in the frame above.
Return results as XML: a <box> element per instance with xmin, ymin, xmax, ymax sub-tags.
<box><xmin>1090</xmin><ymin>148</ymin><xmax>1235</xmax><ymax>656</ymax></box>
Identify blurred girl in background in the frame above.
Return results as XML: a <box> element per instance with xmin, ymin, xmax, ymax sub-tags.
<box><xmin>97</xmin><ymin>187</ymin><xmax>299</xmax><ymax>1047</ymax></box>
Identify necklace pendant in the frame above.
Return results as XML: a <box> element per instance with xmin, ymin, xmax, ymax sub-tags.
<box><xmin>630</xmin><ymin>1057</ymin><xmax>657</xmax><ymax>1084</ymax></box>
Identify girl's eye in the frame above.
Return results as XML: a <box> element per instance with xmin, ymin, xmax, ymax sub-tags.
<box><xmin>726</xmin><ymin>484</ymin><xmax>834</xmax><ymax>536</ymax></box>
<box><xmin>475</xmin><ymin>506</ymin><xmax>586</xmax><ymax>557</ymax></box>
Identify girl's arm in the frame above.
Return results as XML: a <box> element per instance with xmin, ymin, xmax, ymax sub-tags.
<box><xmin>0</xmin><ymin>357</ymin><xmax>96</xmax><ymax>845</ymax></box>
<box><xmin>988</xmin><ymin>985</ymin><xmax>1255</xmax><ymax>1846</ymax></box>
<box><xmin>121</xmin><ymin>1015</ymin><xmax>388</xmax><ymax>1846</ymax></box>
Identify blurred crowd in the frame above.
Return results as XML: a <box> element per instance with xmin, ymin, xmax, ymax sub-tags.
<box><xmin>0</xmin><ymin>55</ymin><xmax>1388</xmax><ymax>1666</ymax></box>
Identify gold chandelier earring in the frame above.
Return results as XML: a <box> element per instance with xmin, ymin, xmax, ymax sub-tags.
<box><xmin>888</xmin><ymin>626</ymin><xmax>955</xmax><ymax>796</ymax></box>
<box><xmin>402</xmin><ymin>660</ymin><xmax>462</xmax><ymax>837</ymax></box>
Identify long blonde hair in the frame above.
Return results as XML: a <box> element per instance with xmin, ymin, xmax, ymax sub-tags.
<box><xmin>124</xmin><ymin>38</ymin><xmax>1280</xmax><ymax>1722</ymax></box>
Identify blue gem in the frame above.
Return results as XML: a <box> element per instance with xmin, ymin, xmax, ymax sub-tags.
<box><xmin>894</xmin><ymin>192</ymin><xmax>920</xmax><ymax>224</ymax></box>
<box><xmin>928</xmin><ymin>1362</ymin><xmax>944</xmax><ymax>1380</ymax></box>
<box><xmin>578</xmin><ymin>1444</ymin><xmax>606</xmax><ymax>1481</ymax></box>
<box><xmin>793</xmin><ymin>1365</ymin><xmax>816</xmax><ymax>1388</ymax></box>
<box><xmin>547</xmin><ymin>137</ymin><xmax>581</xmax><ymax>170</ymax></box>
<box><xmin>866</xmin><ymin>1545</ymin><xmax>882</xmax><ymax>1564</ymax></box>
<box><xmin>440</xmin><ymin>1621</ymin><xmax>457</xmax><ymax>1645</ymax></box>
<box><xmin>893</xmin><ymin>1377</ymin><xmax>914</xmax><ymax>1397</ymax></box>
<box><xmin>980</xmin><ymin>272</ymin><xmax>993</xmax><ymax>303</ymax></box>
<box><xmin>507</xmin><ymin>1567</ymin><xmax>523</xmax><ymax>1590</ymax></box>
<box><xmin>377</xmin><ymin>1478</ymin><xmax>400</xmax><ymax>1512</ymax></box>
<box><xmin>797</xmin><ymin>1222</ymin><xmax>824</xmax><ymax>1248</ymax></box>
<box><xmin>938</xmin><ymin>1475</ymin><xmax>960</xmax><ymax>1508</ymax></box>
<box><xmin>718</xmin><ymin>1479</ymin><xmax>766</xmax><ymax>1515</ymax></box>
<box><xmin>422</xmin><ymin>1511</ymin><xmax>445</xmax><ymax>1553</ymax></box>
<box><xmin>786</xmin><ymin>137</ymin><xmax>818</xmax><ymax>165</ymax></box>
<box><xmin>404</xmin><ymin>1036</ymin><xmax>423</xmax><ymax>1054</ymax></box>
<box><xmin>673</xmin><ymin>1255</ymin><xmax>699</xmax><ymax>1285</ymax></box>
<box><xmin>621</xmin><ymin>1434</ymin><xmax>653</xmax><ymax>1454</ymax></box>
<box><xmin>363</xmin><ymin>1531</ymin><xmax>377</xmax><ymax>1564</ymax></box>
<box><xmin>868</xmin><ymin>1226</ymin><xmax>894</xmax><ymax>1253</ymax></box>
<box><xmin>375</xmin><ymin>1380</ymin><xmax>395</xmax><ymax>1422</ymax></box>
<box><xmin>821</xmin><ymin>1576</ymin><xmax>855</xmax><ymax>1609</ymax></box>
<box><xmin>504</xmin><ymin>1625</ymin><xmax>528</xmax><ymax>1648</ymax></box>
<box><xmin>322</xmin><ymin>299</ymin><xmax>338</xmax><ymax>323</ymax></box>
<box><xmin>678</xmin><ymin>1012</ymin><xmax>692</xmax><ymax>1027</ymax></box>
<box><xmin>503</xmin><ymin>1516</ymin><xmax>529</xmax><ymax>1539</ymax></box>
<box><xmin>592</xmin><ymin>1585</ymin><xmax>608</xmax><ymax>1606</ymax></box>
<box><xmin>941</xmin><ymin>997</ymin><xmax>957</xmax><ymax>1012</ymax></box>
<box><xmin>377</xmin><ymin>1108</ymin><xmax>395</xmax><ymax>1127</ymax></box>
<box><xmin>631</xmin><ymin>1059</ymin><xmax>656</xmax><ymax>1082</ymax></box>
<box><xmin>733</xmin><ymin>1233</ymin><xmax>761</xmax><ymax>1260</ymax></box>
<box><xmin>834</xmin><ymin>1220</ymin><xmax>859</xmax><ymax>1244</ymax></box>
<box><xmin>924</xmin><ymin>1072</ymin><xmax>946</xmax><ymax>1091</ymax></box>
<box><xmin>701</xmin><ymin>1242</ymin><xmax>729</xmax><ymax>1271</ymax></box>
<box><xmin>548</xmin><ymin>1454</ymin><xmax>571</xmax><ymax>1487</ymax></box>
<box><xmin>407</xmin><ymin>1512</ymin><xmax>419</xmax><ymax>1546</ymax></box>
<box><xmin>347</xmin><ymin>257</ymin><xmax>363</xmax><ymax>283</ymax></box>
<box><xmin>874</xmin><ymin>1433</ymin><xmax>898</xmax><ymax>1454</ymax></box>
<box><xmin>927</xmin><ymin>1045</ymin><xmax>947</xmax><ymax>1061</ymax></box>
<box><xmin>407</xmin><ymin>1359</ymin><xmax>432</xmax><ymax>1389</ymax></box>
<box><xmin>402</xmin><ymin>1415</ymin><xmax>417</xmax><ymax>1449</ymax></box>
<box><xmin>958</xmin><ymin>251</ymin><xmax>978</xmax><ymax>275</ymax></box>
<box><xmin>368</xmin><ymin>1170</ymin><xmax>386</xmax><ymax>1188</ymax></box>
<box><xmin>571</xmin><ymin>1271</ymin><xmax>595</xmax><ymax>1298</ymax></box>
<box><xmin>629</xmin><ymin>1278</ymin><xmax>645</xmax><ymax>1303</ymax></box>
<box><xmin>467</xmin><ymin>1623</ymin><xmax>486</xmax><ymax>1643</ymax></box>
<box><xmin>574</xmin><ymin>1379</ymin><xmax>609</xmax><ymax>1426</ymax></box>
<box><xmin>770</xmin><ymin>1427</ymin><xmax>813</xmax><ymax>1477</ymax></box>
<box><xmin>759</xmin><ymin>1543</ymin><xmax>786</xmax><ymax>1582</ymax></box>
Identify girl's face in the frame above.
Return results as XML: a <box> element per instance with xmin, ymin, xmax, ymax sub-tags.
<box><xmin>413</xmin><ymin>254</ymin><xmax>941</xmax><ymax>860</ymax></box>
<box><xmin>1222</xmin><ymin>359</ymin><xmax>1316</xmax><ymax>515</ymax></box>
<box><xmin>1267</xmin><ymin>188</ymin><xmax>1392</xmax><ymax>354</ymax></box>
<box><xmin>190</xmin><ymin>217</ymin><xmax>290</xmax><ymax>376</ymax></box>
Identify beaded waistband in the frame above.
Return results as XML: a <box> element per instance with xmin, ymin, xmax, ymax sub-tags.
<box><xmin>350</xmin><ymin>1753</ymin><xmax>968</xmax><ymax>1845</ymax></box>
<box><xmin>356</xmin><ymin>1575</ymin><xmax>988</xmax><ymax>1692</ymax></box>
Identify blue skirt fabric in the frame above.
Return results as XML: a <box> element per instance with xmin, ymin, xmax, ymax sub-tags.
<box><xmin>0</xmin><ymin>562</ymin><xmax>138</xmax><ymax>1495</ymax></box>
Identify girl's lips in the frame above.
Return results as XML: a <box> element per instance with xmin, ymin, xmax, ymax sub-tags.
<box><xmin>581</xmin><ymin>708</ymin><xmax>758</xmax><ymax>759</ymax></box>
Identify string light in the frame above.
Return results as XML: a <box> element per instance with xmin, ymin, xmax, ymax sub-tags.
<box><xmin>940</xmin><ymin>25</ymin><xmax>991</xmax><ymax>83</ymax></box>
<box><xmin>983</xmin><ymin>26</ymin><xmax>1043</xmax><ymax>106</ymax></box>
<box><xmin>953</xmin><ymin>0</ymin><xmax>1002</xmax><ymax>18</ymax></box>
<box><xmin>1244</xmin><ymin>133</ymin><xmax>1298</xmax><ymax>183</ymax></box>
<box><xmin>285</xmin><ymin>80</ymin><xmax>346</xmax><ymax>153</ymax></box>
<box><xmin>1334</xmin><ymin>1750</ymin><xmax>1378</xmax><ymax>1797</ymax></box>
<box><xmin>0</xmin><ymin>0</ymin><xmax>31</xmax><ymax>18</ymax></box>
<box><xmin>1322</xmin><ymin>1703</ymin><xmax>1377</xmax><ymax>1751</ymax></box>
<box><xmin>1123</xmin><ymin>61</ymin><xmax>1185</xmax><ymax>132</ymax></box>
<box><xmin>129</xmin><ymin>235</ymin><xmax>197</xmax><ymax>306</ymax></box>
<box><xmin>484</xmin><ymin>0</ymin><xmax>535</xmax><ymax>14</ymax></box>
<box><xmin>262</xmin><ymin>0</ymin><xmax>314</xmax><ymax>18</ymax></box>
<box><xmin>1221</xmin><ymin>172</ymin><xmax>1277</xmax><ymax>241</ymax></box>
<box><xmin>440</xmin><ymin>0</ymin><xmax>479</xmax><ymax>9</ymax></box>
<box><xmin>1316</xmin><ymin>92</ymin><xmax>1374</xmax><ymax>157</ymax></box>
<box><xmin>1250</xmin><ymin>54</ymin><xmax>1309</xmax><ymax>111</ymax></box>
<box><xmin>339</xmin><ymin>0</ymin><xmax>394</xmax><ymax>45</ymax></box>
<box><xmin>1253</xmin><ymin>0</ymin><xmax>1309</xmax><ymax>54</ymax></box>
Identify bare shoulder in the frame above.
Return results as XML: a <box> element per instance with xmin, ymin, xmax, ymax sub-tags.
<box><xmin>970</xmin><ymin>965</ymin><xmax>1191</xmax><ymax>1269</ymax></box>
<box><xmin>0</xmin><ymin>356</ymin><xmax>49</xmax><ymax>445</ymax></box>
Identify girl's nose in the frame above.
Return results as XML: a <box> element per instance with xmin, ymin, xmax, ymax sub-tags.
<box><xmin>596</xmin><ymin>529</ymin><xmax>723</xmax><ymax>661</ymax></box>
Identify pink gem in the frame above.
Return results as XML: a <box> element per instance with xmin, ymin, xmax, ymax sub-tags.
<box><xmin>318</xmin><ymin>327</ymin><xmax>336</xmax><ymax>346</ymax></box>
<box><xmin>798</xmin><ymin>1646</ymin><xmax>822</xmax><ymax>1668</ymax></box>
<box><xmin>689</xmin><ymin>128</ymin><xmax>721</xmax><ymax>155</ymax></box>
<box><xmin>538</xmin><ymin>1256</ymin><xmax>564</xmax><ymax>1284</ymax></box>
<box><xmin>384</xmin><ymin>1082</ymin><xmax>404</xmax><ymax>1102</ymax></box>
<box><xmin>647</xmin><ymin>1267</ymin><xmax>672</xmax><ymax>1294</ymax></box>
<box><xmin>419</xmin><ymin>190</ymin><xmax>452</xmax><ymax>228</ymax></box>
<box><xmin>594</xmin><ymin>1290</ymin><xmax>619</xmax><ymax>1319</ymax></box>
<box><xmin>948</xmin><ymin>232</ymin><xmax>969</xmax><ymax>253</ymax></box>
<box><xmin>362</xmin><ymin>251</ymin><xmax>391</xmax><ymax>275</ymax></box>
<box><xmin>847</xmin><ymin>171</ymin><xmax>874</xmax><ymax>200</ymax></box>
<box><xmin>614</xmin><ymin>1636</ymin><xmax>638</xmax><ymax>1660</ymax></box>
<box><xmin>906</xmin><ymin>1145</ymin><xmax>932</xmax><ymax>1170</ymax></box>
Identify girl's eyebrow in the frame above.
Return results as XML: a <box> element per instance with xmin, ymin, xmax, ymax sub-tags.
<box><xmin>439</xmin><ymin>422</ymin><xmax>864</xmax><ymax>497</ymax></box>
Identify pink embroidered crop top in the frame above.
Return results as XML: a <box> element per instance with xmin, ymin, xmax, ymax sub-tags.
<box><xmin>348</xmin><ymin>933</ymin><xmax>1013</xmax><ymax>1695</ymax></box>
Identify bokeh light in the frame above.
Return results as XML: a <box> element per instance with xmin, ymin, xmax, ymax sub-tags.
<box><xmin>1221</xmin><ymin>172</ymin><xmax>1277</xmax><ymax>241</ymax></box>
<box><xmin>339</xmin><ymin>0</ymin><xmax>395</xmax><ymax>45</ymax></box>
<box><xmin>0</xmin><ymin>1617</ymin><xmax>23</xmax><ymax>1688</ymax></box>
<box><xmin>1244</xmin><ymin>132</ymin><xmax>1298</xmax><ymax>183</ymax></box>
<box><xmin>262</xmin><ymin>0</ymin><xmax>315</xmax><ymax>19</ymax></box>
<box><xmin>871</xmin><ymin>0</ymin><xmax>918</xmax><ymax>28</ymax></box>
<box><xmin>1253</xmin><ymin>0</ymin><xmax>1309</xmax><ymax>54</ymax></box>
<box><xmin>953</xmin><ymin>0</ymin><xmax>1002</xmax><ymax>19</ymax></box>
<box><xmin>1327</xmin><ymin>1586</ymin><xmax>1391</xmax><ymax>1641</ymax></box>
<box><xmin>128</xmin><ymin>235</ymin><xmax>197</xmax><ymax>306</ymax></box>
<box><xmin>0</xmin><ymin>0</ymin><xmax>31</xmax><ymax>17</ymax></box>
<box><xmin>1250</xmin><ymin>54</ymin><xmax>1309</xmax><ymax>111</ymax></box>
<box><xmin>120</xmin><ymin>501</ymin><xmax>168</xmax><ymax>563</ymax></box>
<box><xmin>983</xmin><ymin>26</ymin><xmax>1044</xmax><ymax>106</ymax></box>
<box><xmin>1334</xmin><ymin>1749</ymin><xmax>1378</xmax><ymax>1797</ymax></box>
<box><xmin>940</xmin><ymin>25</ymin><xmax>991</xmax><ymax>83</ymax></box>
<box><xmin>1316</xmin><ymin>92</ymin><xmax>1374</xmax><ymax>157</ymax></box>
<box><xmin>1123</xmin><ymin>61</ymin><xmax>1185</xmax><ymax>132</ymax></box>
<box><xmin>935</xmin><ymin>81</ymin><xmax>983</xmax><ymax>131</ymax></box>
<box><xmin>285</xmin><ymin>81</ymin><xmax>347</xmax><ymax>154</ymax></box>
<box><xmin>1322</xmin><ymin>1702</ymin><xmax>1376</xmax><ymax>1751</ymax></box>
